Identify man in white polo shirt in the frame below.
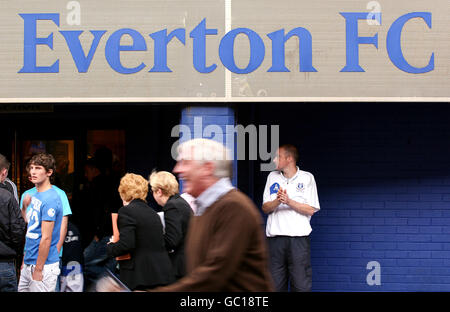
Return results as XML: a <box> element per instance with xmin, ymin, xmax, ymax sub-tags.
<box><xmin>262</xmin><ymin>144</ymin><xmax>320</xmax><ymax>292</ymax></box>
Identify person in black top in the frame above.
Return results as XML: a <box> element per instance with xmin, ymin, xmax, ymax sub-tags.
<box><xmin>107</xmin><ymin>173</ymin><xmax>175</xmax><ymax>290</ymax></box>
<box><xmin>0</xmin><ymin>187</ymin><xmax>26</xmax><ymax>291</ymax></box>
<box><xmin>149</xmin><ymin>170</ymin><xmax>192</xmax><ymax>279</ymax></box>
<box><xmin>60</xmin><ymin>220</ymin><xmax>84</xmax><ymax>292</ymax></box>
<box><xmin>79</xmin><ymin>151</ymin><xmax>122</xmax><ymax>290</ymax></box>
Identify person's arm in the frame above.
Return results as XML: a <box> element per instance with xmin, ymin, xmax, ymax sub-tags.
<box><xmin>8</xmin><ymin>195</ymin><xmax>26</xmax><ymax>254</ymax></box>
<box><xmin>262</xmin><ymin>198</ymin><xmax>281</xmax><ymax>214</ymax></box>
<box><xmin>278</xmin><ymin>188</ymin><xmax>317</xmax><ymax>217</ymax></box>
<box><xmin>285</xmin><ymin>199</ymin><xmax>317</xmax><ymax>216</ymax></box>
<box><xmin>106</xmin><ymin>209</ymin><xmax>136</xmax><ymax>258</ymax></box>
<box><xmin>19</xmin><ymin>194</ymin><xmax>29</xmax><ymax>271</ymax></box>
<box><xmin>32</xmin><ymin>220</ymin><xmax>54</xmax><ymax>281</ymax></box>
<box><xmin>57</xmin><ymin>188</ymin><xmax>72</xmax><ymax>253</ymax></box>
<box><xmin>262</xmin><ymin>173</ymin><xmax>279</xmax><ymax>214</ymax></box>
<box><xmin>163</xmin><ymin>202</ymin><xmax>183</xmax><ymax>251</ymax></box>
<box><xmin>57</xmin><ymin>216</ymin><xmax>68</xmax><ymax>254</ymax></box>
<box><xmin>111</xmin><ymin>213</ymin><xmax>120</xmax><ymax>242</ymax></box>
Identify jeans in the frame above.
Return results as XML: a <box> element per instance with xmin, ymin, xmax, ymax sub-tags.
<box><xmin>83</xmin><ymin>237</ymin><xmax>116</xmax><ymax>288</ymax></box>
<box><xmin>0</xmin><ymin>261</ymin><xmax>17</xmax><ymax>292</ymax></box>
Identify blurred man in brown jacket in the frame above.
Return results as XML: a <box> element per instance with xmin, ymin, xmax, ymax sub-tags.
<box><xmin>153</xmin><ymin>138</ymin><xmax>273</xmax><ymax>292</ymax></box>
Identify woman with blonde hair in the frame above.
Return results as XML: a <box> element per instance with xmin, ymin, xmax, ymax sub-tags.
<box><xmin>106</xmin><ymin>173</ymin><xmax>174</xmax><ymax>290</ymax></box>
<box><xmin>149</xmin><ymin>170</ymin><xmax>192</xmax><ymax>279</ymax></box>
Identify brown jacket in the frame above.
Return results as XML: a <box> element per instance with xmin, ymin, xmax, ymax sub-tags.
<box><xmin>154</xmin><ymin>189</ymin><xmax>274</xmax><ymax>292</ymax></box>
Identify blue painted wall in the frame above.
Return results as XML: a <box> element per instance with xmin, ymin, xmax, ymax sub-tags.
<box><xmin>235</xmin><ymin>102</ymin><xmax>450</xmax><ymax>292</ymax></box>
<box><xmin>307</xmin><ymin>103</ymin><xmax>450</xmax><ymax>291</ymax></box>
<box><xmin>182</xmin><ymin>103</ymin><xmax>450</xmax><ymax>291</ymax></box>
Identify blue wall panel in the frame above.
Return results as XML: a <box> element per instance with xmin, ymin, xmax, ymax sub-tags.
<box><xmin>182</xmin><ymin>103</ymin><xmax>450</xmax><ymax>291</ymax></box>
<box><xmin>235</xmin><ymin>102</ymin><xmax>450</xmax><ymax>292</ymax></box>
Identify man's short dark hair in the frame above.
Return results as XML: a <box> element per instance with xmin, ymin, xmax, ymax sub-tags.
<box><xmin>280</xmin><ymin>144</ymin><xmax>299</xmax><ymax>163</ymax></box>
<box><xmin>29</xmin><ymin>153</ymin><xmax>56</xmax><ymax>175</ymax></box>
<box><xmin>0</xmin><ymin>154</ymin><xmax>10</xmax><ymax>171</ymax></box>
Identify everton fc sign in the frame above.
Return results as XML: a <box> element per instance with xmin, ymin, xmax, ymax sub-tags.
<box><xmin>0</xmin><ymin>0</ymin><xmax>448</xmax><ymax>102</ymax></box>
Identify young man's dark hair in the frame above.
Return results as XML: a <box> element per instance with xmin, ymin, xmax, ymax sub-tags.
<box><xmin>29</xmin><ymin>153</ymin><xmax>56</xmax><ymax>174</ymax></box>
<box><xmin>28</xmin><ymin>153</ymin><xmax>56</xmax><ymax>183</ymax></box>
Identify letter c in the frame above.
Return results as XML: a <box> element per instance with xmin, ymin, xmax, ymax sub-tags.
<box><xmin>387</xmin><ymin>12</ymin><xmax>434</xmax><ymax>74</ymax></box>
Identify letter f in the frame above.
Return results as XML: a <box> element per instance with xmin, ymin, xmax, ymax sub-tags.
<box><xmin>340</xmin><ymin>12</ymin><xmax>381</xmax><ymax>72</ymax></box>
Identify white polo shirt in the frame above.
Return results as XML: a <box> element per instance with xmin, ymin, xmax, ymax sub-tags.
<box><xmin>263</xmin><ymin>167</ymin><xmax>320</xmax><ymax>237</ymax></box>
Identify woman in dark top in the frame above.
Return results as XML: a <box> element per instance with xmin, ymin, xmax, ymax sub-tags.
<box><xmin>149</xmin><ymin>171</ymin><xmax>193</xmax><ymax>279</ymax></box>
<box><xmin>106</xmin><ymin>173</ymin><xmax>175</xmax><ymax>290</ymax></box>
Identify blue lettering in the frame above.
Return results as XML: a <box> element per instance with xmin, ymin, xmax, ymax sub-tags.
<box><xmin>340</xmin><ymin>12</ymin><xmax>381</xmax><ymax>72</ymax></box>
<box><xmin>387</xmin><ymin>12</ymin><xmax>434</xmax><ymax>74</ymax></box>
<box><xmin>105</xmin><ymin>28</ymin><xmax>147</xmax><ymax>74</ymax></box>
<box><xmin>219</xmin><ymin>28</ymin><xmax>265</xmax><ymax>74</ymax></box>
<box><xmin>149</xmin><ymin>29</ymin><xmax>186</xmax><ymax>72</ymax></box>
<box><xmin>18</xmin><ymin>13</ymin><xmax>60</xmax><ymax>73</ymax></box>
<box><xmin>267</xmin><ymin>28</ymin><xmax>317</xmax><ymax>72</ymax></box>
<box><xmin>59</xmin><ymin>30</ymin><xmax>106</xmax><ymax>73</ymax></box>
<box><xmin>190</xmin><ymin>19</ymin><xmax>217</xmax><ymax>73</ymax></box>
<box><xmin>18</xmin><ymin>12</ymin><xmax>436</xmax><ymax>76</ymax></box>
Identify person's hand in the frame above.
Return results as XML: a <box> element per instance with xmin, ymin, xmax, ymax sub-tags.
<box><xmin>276</xmin><ymin>188</ymin><xmax>283</xmax><ymax>202</ymax></box>
<box><xmin>277</xmin><ymin>188</ymin><xmax>290</xmax><ymax>205</ymax></box>
<box><xmin>32</xmin><ymin>267</ymin><xmax>43</xmax><ymax>281</ymax></box>
<box><xmin>108</xmin><ymin>236</ymin><xmax>116</xmax><ymax>244</ymax></box>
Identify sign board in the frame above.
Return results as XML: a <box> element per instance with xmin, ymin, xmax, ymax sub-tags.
<box><xmin>0</xmin><ymin>0</ymin><xmax>448</xmax><ymax>102</ymax></box>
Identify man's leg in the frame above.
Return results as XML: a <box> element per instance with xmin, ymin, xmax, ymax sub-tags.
<box><xmin>18</xmin><ymin>264</ymin><xmax>32</xmax><ymax>292</ymax></box>
<box><xmin>288</xmin><ymin>236</ymin><xmax>312</xmax><ymax>292</ymax></box>
<box><xmin>267</xmin><ymin>236</ymin><xmax>289</xmax><ymax>292</ymax></box>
